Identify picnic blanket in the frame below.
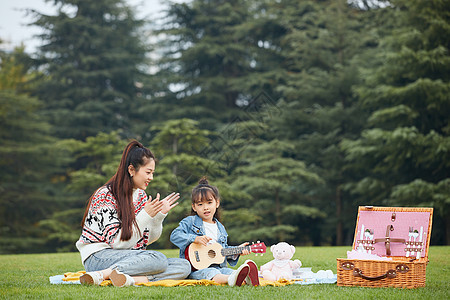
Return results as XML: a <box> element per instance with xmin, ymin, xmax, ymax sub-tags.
<box><xmin>49</xmin><ymin>270</ymin><xmax>336</xmax><ymax>286</ymax></box>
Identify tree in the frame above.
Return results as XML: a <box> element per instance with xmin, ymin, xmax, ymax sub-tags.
<box><xmin>37</xmin><ymin>131</ymin><xmax>128</xmax><ymax>252</ymax></box>
<box><xmin>147</xmin><ymin>118</ymin><xmax>224</xmax><ymax>248</ymax></box>
<box><xmin>230</xmin><ymin>138</ymin><xmax>323</xmax><ymax>245</ymax></box>
<box><xmin>63</xmin><ymin>131</ymin><xmax>128</xmax><ymax>194</ymax></box>
<box><xmin>0</xmin><ymin>46</ymin><xmax>65</xmax><ymax>253</ymax></box>
<box><xmin>150</xmin><ymin>0</ymin><xmax>268</xmax><ymax>128</ymax></box>
<box><xmin>262</xmin><ymin>0</ymin><xmax>374</xmax><ymax>245</ymax></box>
<box><xmin>0</xmin><ymin>45</ymin><xmax>31</xmax><ymax>91</ymax></box>
<box><xmin>341</xmin><ymin>0</ymin><xmax>450</xmax><ymax>244</ymax></box>
<box><xmin>30</xmin><ymin>0</ymin><xmax>149</xmax><ymax>140</ymax></box>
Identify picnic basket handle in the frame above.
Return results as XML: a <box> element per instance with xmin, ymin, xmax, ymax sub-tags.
<box><xmin>352</xmin><ymin>268</ymin><xmax>397</xmax><ymax>281</ymax></box>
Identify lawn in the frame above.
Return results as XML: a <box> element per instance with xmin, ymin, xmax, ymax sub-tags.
<box><xmin>1</xmin><ymin>246</ymin><xmax>448</xmax><ymax>299</ymax></box>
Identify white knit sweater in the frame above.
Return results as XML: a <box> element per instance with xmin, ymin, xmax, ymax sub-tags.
<box><xmin>76</xmin><ymin>187</ymin><xmax>166</xmax><ymax>263</ymax></box>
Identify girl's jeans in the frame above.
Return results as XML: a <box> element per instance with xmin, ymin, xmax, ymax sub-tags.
<box><xmin>84</xmin><ymin>249</ymin><xmax>191</xmax><ymax>281</ymax></box>
<box><xmin>189</xmin><ymin>265</ymin><xmax>233</xmax><ymax>280</ymax></box>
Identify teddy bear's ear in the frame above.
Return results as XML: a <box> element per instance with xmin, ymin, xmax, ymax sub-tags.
<box><xmin>290</xmin><ymin>245</ymin><xmax>296</xmax><ymax>254</ymax></box>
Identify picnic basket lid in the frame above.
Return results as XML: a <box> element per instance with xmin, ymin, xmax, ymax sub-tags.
<box><xmin>352</xmin><ymin>206</ymin><xmax>433</xmax><ymax>258</ymax></box>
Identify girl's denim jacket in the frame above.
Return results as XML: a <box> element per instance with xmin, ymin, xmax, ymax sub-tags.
<box><xmin>170</xmin><ymin>215</ymin><xmax>239</xmax><ymax>268</ymax></box>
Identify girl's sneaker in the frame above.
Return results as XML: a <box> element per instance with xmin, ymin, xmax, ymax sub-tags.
<box><xmin>80</xmin><ymin>271</ymin><xmax>104</xmax><ymax>285</ymax></box>
<box><xmin>244</xmin><ymin>260</ymin><xmax>260</xmax><ymax>286</ymax></box>
<box><xmin>228</xmin><ymin>264</ymin><xmax>250</xmax><ymax>287</ymax></box>
<box><xmin>110</xmin><ymin>270</ymin><xmax>135</xmax><ymax>287</ymax></box>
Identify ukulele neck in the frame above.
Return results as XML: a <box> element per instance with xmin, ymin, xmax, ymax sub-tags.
<box><xmin>221</xmin><ymin>246</ymin><xmax>250</xmax><ymax>257</ymax></box>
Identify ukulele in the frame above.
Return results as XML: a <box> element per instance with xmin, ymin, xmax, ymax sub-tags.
<box><xmin>185</xmin><ymin>241</ymin><xmax>266</xmax><ymax>270</ymax></box>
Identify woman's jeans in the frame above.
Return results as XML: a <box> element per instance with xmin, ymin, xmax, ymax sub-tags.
<box><xmin>84</xmin><ymin>249</ymin><xmax>191</xmax><ymax>281</ymax></box>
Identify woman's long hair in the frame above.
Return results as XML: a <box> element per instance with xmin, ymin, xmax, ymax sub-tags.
<box><xmin>191</xmin><ymin>177</ymin><xmax>221</xmax><ymax>221</ymax></box>
<box><xmin>81</xmin><ymin>140</ymin><xmax>155</xmax><ymax>241</ymax></box>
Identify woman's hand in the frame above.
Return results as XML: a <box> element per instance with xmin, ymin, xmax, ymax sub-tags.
<box><xmin>160</xmin><ymin>192</ymin><xmax>180</xmax><ymax>214</ymax></box>
<box><xmin>239</xmin><ymin>242</ymin><xmax>250</xmax><ymax>255</ymax></box>
<box><xmin>144</xmin><ymin>194</ymin><xmax>164</xmax><ymax>217</ymax></box>
<box><xmin>194</xmin><ymin>235</ymin><xmax>212</xmax><ymax>246</ymax></box>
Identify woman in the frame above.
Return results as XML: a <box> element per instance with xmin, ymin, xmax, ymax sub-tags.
<box><xmin>76</xmin><ymin>140</ymin><xmax>191</xmax><ymax>287</ymax></box>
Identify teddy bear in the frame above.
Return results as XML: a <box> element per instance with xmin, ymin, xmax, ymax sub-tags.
<box><xmin>260</xmin><ymin>242</ymin><xmax>302</xmax><ymax>281</ymax></box>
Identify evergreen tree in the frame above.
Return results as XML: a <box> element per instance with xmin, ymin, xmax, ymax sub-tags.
<box><xmin>0</xmin><ymin>45</ymin><xmax>32</xmax><ymax>91</ymax></box>
<box><xmin>0</xmin><ymin>46</ymin><xmax>66</xmax><ymax>253</ymax></box>
<box><xmin>265</xmin><ymin>0</ymin><xmax>374</xmax><ymax>245</ymax></box>
<box><xmin>230</xmin><ymin>138</ymin><xmax>323</xmax><ymax>244</ymax></box>
<box><xmin>30</xmin><ymin>0</ymin><xmax>149</xmax><ymax>140</ymax></box>
<box><xmin>63</xmin><ymin>131</ymin><xmax>128</xmax><ymax>194</ymax></box>
<box><xmin>341</xmin><ymin>0</ymin><xmax>450</xmax><ymax>244</ymax></box>
<box><xmin>147</xmin><ymin>118</ymin><xmax>224</xmax><ymax>248</ymax></box>
<box><xmin>150</xmin><ymin>0</ymin><xmax>267</xmax><ymax>128</ymax></box>
<box><xmin>38</xmin><ymin>131</ymin><xmax>127</xmax><ymax>252</ymax></box>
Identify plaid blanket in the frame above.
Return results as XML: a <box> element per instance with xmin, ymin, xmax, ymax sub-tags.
<box><xmin>49</xmin><ymin>270</ymin><xmax>336</xmax><ymax>286</ymax></box>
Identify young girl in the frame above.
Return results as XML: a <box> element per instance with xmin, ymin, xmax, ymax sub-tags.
<box><xmin>170</xmin><ymin>177</ymin><xmax>260</xmax><ymax>286</ymax></box>
<box><xmin>77</xmin><ymin>140</ymin><xmax>191</xmax><ymax>287</ymax></box>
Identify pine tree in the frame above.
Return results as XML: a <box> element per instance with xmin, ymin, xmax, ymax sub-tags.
<box><xmin>151</xmin><ymin>0</ymin><xmax>266</xmax><ymax>128</ymax></box>
<box><xmin>0</xmin><ymin>46</ymin><xmax>66</xmax><ymax>253</ymax></box>
<box><xmin>264</xmin><ymin>0</ymin><xmax>374</xmax><ymax>245</ymax></box>
<box><xmin>146</xmin><ymin>118</ymin><xmax>224</xmax><ymax>248</ymax></box>
<box><xmin>30</xmin><ymin>0</ymin><xmax>148</xmax><ymax>140</ymax></box>
<box><xmin>341</xmin><ymin>0</ymin><xmax>450</xmax><ymax>244</ymax></box>
<box><xmin>230</xmin><ymin>138</ymin><xmax>323</xmax><ymax>244</ymax></box>
<box><xmin>38</xmin><ymin>131</ymin><xmax>127</xmax><ymax>252</ymax></box>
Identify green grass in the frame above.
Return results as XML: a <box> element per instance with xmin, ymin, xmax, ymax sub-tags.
<box><xmin>1</xmin><ymin>247</ymin><xmax>449</xmax><ymax>299</ymax></box>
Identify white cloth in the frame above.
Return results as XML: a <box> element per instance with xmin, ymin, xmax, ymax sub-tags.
<box><xmin>346</xmin><ymin>250</ymin><xmax>393</xmax><ymax>261</ymax></box>
<box><xmin>291</xmin><ymin>268</ymin><xmax>337</xmax><ymax>285</ymax></box>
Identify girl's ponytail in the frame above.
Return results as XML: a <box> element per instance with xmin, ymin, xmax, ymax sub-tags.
<box><xmin>198</xmin><ymin>176</ymin><xmax>209</xmax><ymax>185</ymax></box>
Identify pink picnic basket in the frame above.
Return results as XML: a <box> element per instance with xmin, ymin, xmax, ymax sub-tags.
<box><xmin>336</xmin><ymin>206</ymin><xmax>433</xmax><ymax>288</ymax></box>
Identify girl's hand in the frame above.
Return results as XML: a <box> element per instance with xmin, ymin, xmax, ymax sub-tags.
<box><xmin>239</xmin><ymin>242</ymin><xmax>250</xmax><ymax>256</ymax></box>
<box><xmin>160</xmin><ymin>192</ymin><xmax>180</xmax><ymax>214</ymax></box>
<box><xmin>194</xmin><ymin>235</ymin><xmax>212</xmax><ymax>246</ymax></box>
<box><xmin>144</xmin><ymin>194</ymin><xmax>164</xmax><ymax>217</ymax></box>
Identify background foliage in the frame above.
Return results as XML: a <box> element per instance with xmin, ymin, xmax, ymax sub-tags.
<box><xmin>0</xmin><ymin>0</ymin><xmax>448</xmax><ymax>254</ymax></box>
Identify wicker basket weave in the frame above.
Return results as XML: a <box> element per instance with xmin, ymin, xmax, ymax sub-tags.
<box><xmin>337</xmin><ymin>206</ymin><xmax>433</xmax><ymax>289</ymax></box>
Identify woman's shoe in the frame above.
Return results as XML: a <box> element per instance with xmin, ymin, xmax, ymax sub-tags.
<box><xmin>110</xmin><ymin>269</ymin><xmax>135</xmax><ymax>287</ymax></box>
<box><xmin>80</xmin><ymin>271</ymin><xmax>104</xmax><ymax>285</ymax></box>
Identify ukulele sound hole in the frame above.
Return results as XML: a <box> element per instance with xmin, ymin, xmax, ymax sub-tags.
<box><xmin>208</xmin><ymin>250</ymin><xmax>216</xmax><ymax>259</ymax></box>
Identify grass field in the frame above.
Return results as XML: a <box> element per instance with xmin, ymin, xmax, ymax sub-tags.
<box><xmin>1</xmin><ymin>246</ymin><xmax>449</xmax><ymax>299</ymax></box>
